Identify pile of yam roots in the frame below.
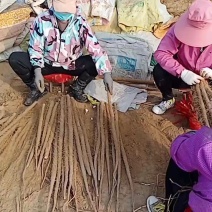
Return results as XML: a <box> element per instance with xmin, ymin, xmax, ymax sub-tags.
<box><xmin>193</xmin><ymin>81</ymin><xmax>212</xmax><ymax>127</ymax></box>
<box><xmin>0</xmin><ymin>95</ymin><xmax>134</xmax><ymax>212</ymax></box>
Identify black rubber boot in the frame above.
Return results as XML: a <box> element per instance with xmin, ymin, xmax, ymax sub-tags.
<box><xmin>24</xmin><ymin>81</ymin><xmax>47</xmax><ymax>106</ymax></box>
<box><xmin>69</xmin><ymin>72</ymin><xmax>94</xmax><ymax>103</ymax></box>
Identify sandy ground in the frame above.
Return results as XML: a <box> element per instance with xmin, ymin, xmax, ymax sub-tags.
<box><xmin>0</xmin><ymin>61</ymin><xmax>186</xmax><ymax>212</ymax></box>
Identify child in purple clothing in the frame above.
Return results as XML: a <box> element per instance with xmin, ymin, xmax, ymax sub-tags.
<box><xmin>147</xmin><ymin>127</ymin><xmax>212</xmax><ymax>212</ymax></box>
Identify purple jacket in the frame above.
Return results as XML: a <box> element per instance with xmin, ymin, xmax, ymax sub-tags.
<box><xmin>171</xmin><ymin>127</ymin><xmax>212</xmax><ymax>212</ymax></box>
<box><xmin>154</xmin><ymin>26</ymin><xmax>212</xmax><ymax>77</ymax></box>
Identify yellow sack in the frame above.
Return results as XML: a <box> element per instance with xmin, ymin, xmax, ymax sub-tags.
<box><xmin>117</xmin><ymin>0</ymin><xmax>163</xmax><ymax>32</ymax></box>
<box><xmin>0</xmin><ymin>7</ymin><xmax>32</xmax><ymax>42</ymax></box>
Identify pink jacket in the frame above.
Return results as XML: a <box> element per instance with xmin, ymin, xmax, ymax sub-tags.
<box><xmin>154</xmin><ymin>26</ymin><xmax>212</xmax><ymax>77</ymax></box>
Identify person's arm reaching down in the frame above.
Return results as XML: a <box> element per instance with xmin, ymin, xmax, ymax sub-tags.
<box><xmin>154</xmin><ymin>26</ymin><xmax>185</xmax><ymax>77</ymax></box>
<box><xmin>81</xmin><ymin>18</ymin><xmax>113</xmax><ymax>94</ymax></box>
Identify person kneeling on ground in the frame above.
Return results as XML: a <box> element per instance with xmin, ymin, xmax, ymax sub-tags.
<box><xmin>152</xmin><ymin>0</ymin><xmax>212</xmax><ymax>115</ymax></box>
<box><xmin>9</xmin><ymin>0</ymin><xmax>113</xmax><ymax>106</ymax></box>
<box><xmin>147</xmin><ymin>127</ymin><xmax>212</xmax><ymax>212</ymax></box>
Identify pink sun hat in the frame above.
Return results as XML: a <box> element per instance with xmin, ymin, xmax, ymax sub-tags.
<box><xmin>53</xmin><ymin>0</ymin><xmax>76</xmax><ymax>14</ymax></box>
<box><xmin>174</xmin><ymin>0</ymin><xmax>212</xmax><ymax>47</ymax></box>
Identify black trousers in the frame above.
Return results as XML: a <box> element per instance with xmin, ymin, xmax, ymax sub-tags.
<box><xmin>165</xmin><ymin>159</ymin><xmax>198</xmax><ymax>212</ymax></box>
<box><xmin>153</xmin><ymin>64</ymin><xmax>190</xmax><ymax>101</ymax></box>
<box><xmin>8</xmin><ymin>52</ymin><xmax>98</xmax><ymax>84</ymax></box>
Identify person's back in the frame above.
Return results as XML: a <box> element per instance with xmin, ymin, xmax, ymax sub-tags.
<box><xmin>171</xmin><ymin>127</ymin><xmax>212</xmax><ymax>211</ymax></box>
<box><xmin>147</xmin><ymin>127</ymin><xmax>212</xmax><ymax>212</ymax></box>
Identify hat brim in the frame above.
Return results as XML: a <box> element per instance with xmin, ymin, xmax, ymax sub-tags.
<box><xmin>174</xmin><ymin>12</ymin><xmax>212</xmax><ymax>47</ymax></box>
<box><xmin>53</xmin><ymin>1</ymin><xmax>76</xmax><ymax>14</ymax></box>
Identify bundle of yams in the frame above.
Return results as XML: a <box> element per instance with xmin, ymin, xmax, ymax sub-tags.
<box><xmin>0</xmin><ymin>95</ymin><xmax>134</xmax><ymax>212</ymax></box>
<box><xmin>193</xmin><ymin>80</ymin><xmax>212</xmax><ymax>127</ymax></box>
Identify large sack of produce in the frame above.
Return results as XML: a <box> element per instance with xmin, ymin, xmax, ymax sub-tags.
<box><xmin>117</xmin><ymin>0</ymin><xmax>163</xmax><ymax>32</ymax></box>
<box><xmin>0</xmin><ymin>6</ymin><xmax>32</xmax><ymax>42</ymax></box>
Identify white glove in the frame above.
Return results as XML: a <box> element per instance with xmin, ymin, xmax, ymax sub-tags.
<box><xmin>34</xmin><ymin>68</ymin><xmax>45</xmax><ymax>93</ymax></box>
<box><xmin>103</xmin><ymin>72</ymin><xmax>113</xmax><ymax>95</ymax></box>
<box><xmin>200</xmin><ymin>67</ymin><xmax>212</xmax><ymax>80</ymax></box>
<box><xmin>181</xmin><ymin>69</ymin><xmax>203</xmax><ymax>85</ymax></box>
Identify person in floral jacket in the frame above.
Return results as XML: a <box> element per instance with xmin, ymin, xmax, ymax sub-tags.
<box><xmin>9</xmin><ymin>0</ymin><xmax>113</xmax><ymax>106</ymax></box>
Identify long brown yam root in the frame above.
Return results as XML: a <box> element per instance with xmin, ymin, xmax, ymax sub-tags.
<box><xmin>11</xmin><ymin>120</ymin><xmax>34</xmax><ymax>168</ymax></box>
<box><xmin>38</xmin><ymin>101</ymin><xmax>54</xmax><ymax>159</ymax></box>
<box><xmin>0</xmin><ymin>116</ymin><xmax>9</xmax><ymax>126</ymax></box>
<box><xmin>41</xmin><ymin>102</ymin><xmax>54</xmax><ymax>142</ymax></box>
<box><xmin>35</xmin><ymin>104</ymin><xmax>46</xmax><ymax>168</ymax></box>
<box><xmin>114</xmin><ymin>103</ymin><xmax>135</xmax><ymax>210</ymax></box>
<box><xmin>71</xmin><ymin>100</ymin><xmax>91</xmax><ymax>176</ymax></box>
<box><xmin>98</xmin><ymin>102</ymin><xmax>106</xmax><ymax>210</ymax></box>
<box><xmin>71</xmin><ymin>98</ymin><xmax>97</xmax><ymax>212</ymax></box>
<box><xmin>61</xmin><ymin>159</ymin><xmax>65</xmax><ymax>195</ymax></box>
<box><xmin>116</xmin><ymin>160</ymin><xmax>121</xmax><ymax>212</ymax></box>
<box><xmin>107</xmin><ymin>95</ymin><xmax>120</xmax><ymax>175</ymax></box>
<box><xmin>22</xmin><ymin>136</ymin><xmax>36</xmax><ymax>199</ymax></box>
<box><xmin>17</xmin><ymin>120</ymin><xmax>33</xmax><ymax>148</ymax></box>
<box><xmin>52</xmin><ymin>97</ymin><xmax>65</xmax><ymax>212</ymax></box>
<box><xmin>37</xmin><ymin>102</ymin><xmax>58</xmax><ymax>170</ymax></box>
<box><xmin>44</xmin><ymin>116</ymin><xmax>57</xmax><ymax>160</ymax></box>
<box><xmin>67</xmin><ymin>96</ymin><xmax>74</xmax><ymax>201</ymax></box>
<box><xmin>94</xmin><ymin>104</ymin><xmax>101</xmax><ymax>183</ymax></box>
<box><xmin>120</xmin><ymin>138</ymin><xmax>135</xmax><ymax>211</ymax></box>
<box><xmin>77</xmin><ymin>102</ymin><xmax>98</xmax><ymax>197</ymax></box>
<box><xmin>41</xmin><ymin>150</ymin><xmax>52</xmax><ymax>188</ymax></box>
<box><xmin>195</xmin><ymin>84</ymin><xmax>210</xmax><ymax>126</ymax></box>
<box><xmin>16</xmin><ymin>195</ymin><xmax>21</xmax><ymax>212</ymax></box>
<box><xmin>46</xmin><ymin>130</ymin><xmax>58</xmax><ymax>212</ymax></box>
<box><xmin>204</xmin><ymin>80</ymin><xmax>212</xmax><ymax>96</ymax></box>
<box><xmin>104</xmin><ymin>107</ymin><xmax>111</xmax><ymax>193</ymax></box>
<box><xmin>0</xmin><ymin>101</ymin><xmax>37</xmax><ymax>139</ymax></box>
<box><xmin>1</xmin><ymin>113</ymin><xmax>16</xmax><ymax>129</ymax></box>
<box><xmin>106</xmin><ymin>100</ymin><xmax>120</xmax><ymax>211</ymax></box>
<box><xmin>63</xmin><ymin>97</ymin><xmax>69</xmax><ymax>200</ymax></box>
<box><xmin>73</xmin><ymin>150</ymin><xmax>79</xmax><ymax>212</ymax></box>
<box><xmin>200</xmin><ymin>81</ymin><xmax>212</xmax><ymax>125</ymax></box>
<box><xmin>114</xmin><ymin>105</ymin><xmax>121</xmax><ymax>212</ymax></box>
<box><xmin>0</xmin><ymin>127</ymin><xmax>23</xmax><ymax>155</ymax></box>
<box><xmin>105</xmin><ymin>104</ymin><xmax>115</xmax><ymax>171</ymax></box>
<box><xmin>0</xmin><ymin>120</ymin><xmax>20</xmax><ymax>147</ymax></box>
